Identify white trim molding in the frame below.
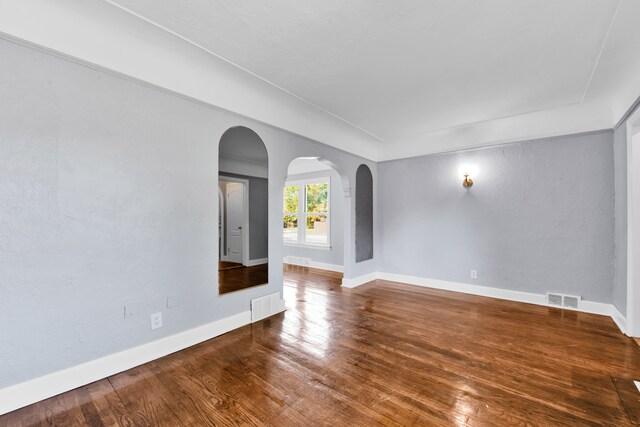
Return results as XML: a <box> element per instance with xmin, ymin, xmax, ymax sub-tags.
<box><xmin>610</xmin><ymin>306</ymin><xmax>628</xmax><ymax>335</ymax></box>
<box><xmin>283</xmin><ymin>256</ymin><xmax>343</xmax><ymax>273</ymax></box>
<box><xmin>245</xmin><ymin>258</ymin><xmax>268</xmax><ymax>267</ymax></box>
<box><xmin>0</xmin><ymin>311</ymin><xmax>252</xmax><ymax>416</ymax></box>
<box><xmin>309</xmin><ymin>261</ymin><xmax>343</xmax><ymax>273</ymax></box>
<box><xmin>341</xmin><ymin>272</ymin><xmax>377</xmax><ymax>288</ymax></box>
<box><xmin>0</xmin><ymin>1</ymin><xmax>381</xmax><ymax>161</ymax></box>
<box><xmin>344</xmin><ymin>271</ymin><xmax>628</xmax><ymax>334</ymax></box>
<box><xmin>627</xmin><ymin>106</ymin><xmax>640</xmax><ymax>337</ymax></box>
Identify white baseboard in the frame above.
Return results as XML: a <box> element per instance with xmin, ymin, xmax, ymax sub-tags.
<box><xmin>283</xmin><ymin>257</ymin><xmax>343</xmax><ymax>273</ymax></box>
<box><xmin>378</xmin><ymin>272</ymin><xmax>549</xmax><ymax>306</ymax></box>
<box><xmin>245</xmin><ymin>258</ymin><xmax>268</xmax><ymax>267</ymax></box>
<box><xmin>0</xmin><ymin>310</ymin><xmax>252</xmax><ymax>416</ymax></box>
<box><xmin>610</xmin><ymin>306</ymin><xmax>627</xmax><ymax>335</ymax></box>
<box><xmin>342</xmin><ymin>272</ymin><xmax>377</xmax><ymax>288</ymax></box>
<box><xmin>309</xmin><ymin>260</ymin><xmax>343</xmax><ymax>273</ymax></box>
<box><xmin>376</xmin><ymin>272</ymin><xmax>628</xmax><ymax>335</ymax></box>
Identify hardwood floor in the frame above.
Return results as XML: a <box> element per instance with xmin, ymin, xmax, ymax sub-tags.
<box><xmin>218</xmin><ymin>261</ymin><xmax>243</xmax><ymax>271</ymax></box>
<box><xmin>2</xmin><ymin>267</ymin><xmax>640</xmax><ymax>426</ymax></box>
<box><xmin>218</xmin><ymin>263</ymin><xmax>268</xmax><ymax>295</ymax></box>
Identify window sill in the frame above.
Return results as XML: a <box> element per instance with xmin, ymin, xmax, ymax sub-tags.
<box><xmin>284</xmin><ymin>242</ymin><xmax>332</xmax><ymax>251</ymax></box>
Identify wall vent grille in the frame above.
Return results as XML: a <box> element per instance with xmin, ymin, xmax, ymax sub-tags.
<box><xmin>546</xmin><ymin>293</ymin><xmax>581</xmax><ymax>309</ymax></box>
<box><xmin>251</xmin><ymin>292</ymin><xmax>283</xmax><ymax>323</ymax></box>
<box><xmin>547</xmin><ymin>293</ymin><xmax>563</xmax><ymax>306</ymax></box>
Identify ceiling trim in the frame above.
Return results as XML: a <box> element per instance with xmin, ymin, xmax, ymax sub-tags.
<box><xmin>579</xmin><ymin>0</ymin><xmax>622</xmax><ymax>103</ymax></box>
<box><xmin>0</xmin><ymin>0</ymin><xmax>382</xmax><ymax>160</ymax></box>
<box><xmin>103</xmin><ymin>0</ymin><xmax>384</xmax><ymax>143</ymax></box>
<box><xmin>2</xmin><ymin>0</ymin><xmax>639</xmax><ymax>163</ymax></box>
<box><xmin>615</xmin><ymin>94</ymin><xmax>640</xmax><ymax>129</ymax></box>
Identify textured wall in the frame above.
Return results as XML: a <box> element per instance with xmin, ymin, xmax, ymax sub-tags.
<box><xmin>378</xmin><ymin>131</ymin><xmax>615</xmax><ymax>303</ymax></box>
<box><xmin>283</xmin><ymin>169</ymin><xmax>345</xmax><ymax>267</ymax></box>
<box><xmin>0</xmin><ymin>39</ymin><xmax>376</xmax><ymax>389</ymax></box>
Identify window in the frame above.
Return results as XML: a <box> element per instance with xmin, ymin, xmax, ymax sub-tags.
<box><xmin>283</xmin><ymin>178</ymin><xmax>330</xmax><ymax>247</ymax></box>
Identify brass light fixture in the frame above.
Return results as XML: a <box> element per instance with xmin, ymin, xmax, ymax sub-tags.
<box><xmin>463</xmin><ymin>173</ymin><xmax>473</xmax><ymax>188</ymax></box>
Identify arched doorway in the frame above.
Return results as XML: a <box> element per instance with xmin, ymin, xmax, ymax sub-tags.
<box><xmin>282</xmin><ymin>157</ymin><xmax>347</xmax><ymax>273</ymax></box>
<box><xmin>218</xmin><ymin>126</ymin><xmax>269</xmax><ymax>295</ymax></box>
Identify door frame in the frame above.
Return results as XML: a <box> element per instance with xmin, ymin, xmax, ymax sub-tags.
<box><xmin>627</xmin><ymin>106</ymin><xmax>640</xmax><ymax>337</ymax></box>
<box><xmin>218</xmin><ymin>187</ymin><xmax>224</xmax><ymax>260</ymax></box>
<box><xmin>220</xmin><ymin>176</ymin><xmax>250</xmax><ymax>266</ymax></box>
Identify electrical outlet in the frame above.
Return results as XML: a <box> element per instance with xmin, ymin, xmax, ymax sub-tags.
<box><xmin>470</xmin><ymin>270</ymin><xmax>478</xmax><ymax>279</ymax></box>
<box><xmin>151</xmin><ymin>312</ymin><xmax>163</xmax><ymax>330</ymax></box>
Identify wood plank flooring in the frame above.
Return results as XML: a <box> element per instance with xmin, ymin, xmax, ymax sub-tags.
<box><xmin>218</xmin><ymin>261</ymin><xmax>244</xmax><ymax>271</ymax></box>
<box><xmin>2</xmin><ymin>267</ymin><xmax>640</xmax><ymax>426</ymax></box>
<box><xmin>218</xmin><ymin>263</ymin><xmax>268</xmax><ymax>295</ymax></box>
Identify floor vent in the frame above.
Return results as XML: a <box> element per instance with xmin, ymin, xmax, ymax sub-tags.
<box><xmin>546</xmin><ymin>293</ymin><xmax>581</xmax><ymax>309</ymax></box>
<box><xmin>251</xmin><ymin>292</ymin><xmax>285</xmax><ymax>323</ymax></box>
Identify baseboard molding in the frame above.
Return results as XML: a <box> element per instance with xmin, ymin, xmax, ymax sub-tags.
<box><xmin>309</xmin><ymin>260</ymin><xmax>343</xmax><ymax>273</ymax></box>
<box><xmin>342</xmin><ymin>272</ymin><xmax>377</xmax><ymax>288</ymax></box>
<box><xmin>610</xmin><ymin>306</ymin><xmax>627</xmax><ymax>335</ymax></box>
<box><xmin>283</xmin><ymin>257</ymin><xmax>343</xmax><ymax>273</ymax></box>
<box><xmin>245</xmin><ymin>258</ymin><xmax>268</xmax><ymax>267</ymax></box>
<box><xmin>0</xmin><ymin>310</ymin><xmax>252</xmax><ymax>416</ymax></box>
<box><xmin>376</xmin><ymin>272</ymin><xmax>628</xmax><ymax>335</ymax></box>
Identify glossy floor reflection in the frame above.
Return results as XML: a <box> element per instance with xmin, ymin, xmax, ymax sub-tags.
<box><xmin>218</xmin><ymin>263</ymin><xmax>268</xmax><ymax>295</ymax></box>
<box><xmin>2</xmin><ymin>266</ymin><xmax>640</xmax><ymax>426</ymax></box>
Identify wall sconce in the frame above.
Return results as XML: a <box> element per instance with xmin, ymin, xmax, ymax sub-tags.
<box><xmin>463</xmin><ymin>173</ymin><xmax>473</xmax><ymax>188</ymax></box>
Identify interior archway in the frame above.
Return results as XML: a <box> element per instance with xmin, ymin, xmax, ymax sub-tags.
<box><xmin>282</xmin><ymin>157</ymin><xmax>347</xmax><ymax>274</ymax></box>
<box><xmin>218</xmin><ymin>126</ymin><xmax>269</xmax><ymax>295</ymax></box>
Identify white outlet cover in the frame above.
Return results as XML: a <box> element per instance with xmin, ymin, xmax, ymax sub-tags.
<box><xmin>470</xmin><ymin>270</ymin><xmax>478</xmax><ymax>279</ymax></box>
<box><xmin>151</xmin><ymin>312</ymin><xmax>163</xmax><ymax>329</ymax></box>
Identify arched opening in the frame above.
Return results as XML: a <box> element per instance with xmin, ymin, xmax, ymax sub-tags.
<box><xmin>355</xmin><ymin>164</ymin><xmax>374</xmax><ymax>262</ymax></box>
<box><xmin>283</xmin><ymin>157</ymin><xmax>346</xmax><ymax>273</ymax></box>
<box><xmin>218</xmin><ymin>126</ymin><xmax>268</xmax><ymax>295</ymax></box>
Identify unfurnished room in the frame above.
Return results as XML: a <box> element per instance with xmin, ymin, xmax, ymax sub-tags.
<box><xmin>1</xmin><ymin>1</ymin><xmax>640</xmax><ymax>425</ymax></box>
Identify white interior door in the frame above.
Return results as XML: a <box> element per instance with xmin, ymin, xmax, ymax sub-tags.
<box><xmin>226</xmin><ymin>182</ymin><xmax>244</xmax><ymax>264</ymax></box>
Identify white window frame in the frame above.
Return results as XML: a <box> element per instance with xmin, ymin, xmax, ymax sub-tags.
<box><xmin>283</xmin><ymin>177</ymin><xmax>331</xmax><ymax>249</ymax></box>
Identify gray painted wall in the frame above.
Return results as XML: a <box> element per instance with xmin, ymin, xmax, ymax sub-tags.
<box><xmin>355</xmin><ymin>165</ymin><xmax>374</xmax><ymax>262</ymax></box>
<box><xmin>378</xmin><ymin>131</ymin><xmax>615</xmax><ymax>303</ymax></box>
<box><xmin>0</xmin><ymin>38</ymin><xmax>376</xmax><ymax>389</ymax></box>
<box><xmin>283</xmin><ymin>169</ymin><xmax>344</xmax><ymax>266</ymax></box>
<box><xmin>220</xmin><ymin>172</ymin><xmax>269</xmax><ymax>261</ymax></box>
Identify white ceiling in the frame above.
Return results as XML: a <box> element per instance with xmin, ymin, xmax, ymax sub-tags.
<box><xmin>109</xmin><ymin>0</ymin><xmax>636</xmax><ymax>147</ymax></box>
<box><xmin>2</xmin><ymin>0</ymin><xmax>639</xmax><ymax>160</ymax></box>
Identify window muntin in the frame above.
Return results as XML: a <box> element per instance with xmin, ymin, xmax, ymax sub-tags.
<box><xmin>283</xmin><ymin>178</ymin><xmax>330</xmax><ymax>247</ymax></box>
